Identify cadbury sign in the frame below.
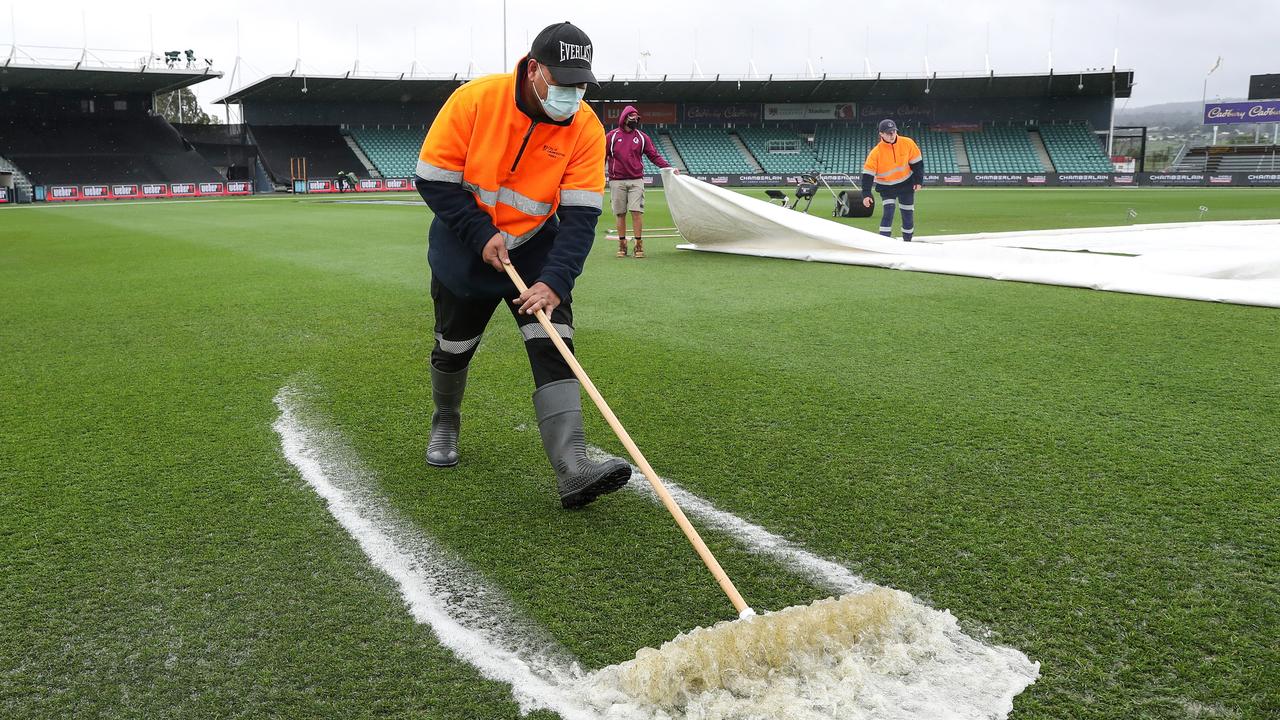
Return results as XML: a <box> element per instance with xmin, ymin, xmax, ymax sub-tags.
<box><xmin>1202</xmin><ymin>100</ymin><xmax>1280</xmax><ymax>125</ymax></box>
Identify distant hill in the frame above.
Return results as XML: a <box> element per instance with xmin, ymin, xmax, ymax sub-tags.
<box><xmin>1116</xmin><ymin>99</ymin><xmax>1245</xmax><ymax>129</ymax></box>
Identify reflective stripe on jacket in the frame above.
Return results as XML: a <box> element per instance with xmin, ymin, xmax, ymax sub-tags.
<box><xmin>417</xmin><ymin>64</ymin><xmax>605</xmax><ymax>250</ymax></box>
<box><xmin>861</xmin><ymin>135</ymin><xmax>923</xmax><ymax>187</ymax></box>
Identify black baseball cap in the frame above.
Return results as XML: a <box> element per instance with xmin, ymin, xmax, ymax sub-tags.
<box><xmin>530</xmin><ymin>22</ymin><xmax>598</xmax><ymax>87</ymax></box>
<box><xmin>878</xmin><ymin>118</ymin><xmax>898</xmax><ymax>133</ymax></box>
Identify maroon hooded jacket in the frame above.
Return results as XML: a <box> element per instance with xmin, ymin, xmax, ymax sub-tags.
<box><xmin>605</xmin><ymin>104</ymin><xmax>670</xmax><ymax>181</ymax></box>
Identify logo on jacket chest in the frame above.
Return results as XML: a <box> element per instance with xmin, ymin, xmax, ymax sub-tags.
<box><xmin>542</xmin><ymin>144</ymin><xmax>565</xmax><ymax>160</ymax></box>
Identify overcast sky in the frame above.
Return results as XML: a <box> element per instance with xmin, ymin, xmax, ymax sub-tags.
<box><xmin>3</xmin><ymin>0</ymin><xmax>1274</xmax><ymax>116</ymax></box>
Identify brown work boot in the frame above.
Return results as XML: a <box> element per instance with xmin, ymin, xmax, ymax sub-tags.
<box><xmin>616</xmin><ymin>237</ymin><xmax>628</xmax><ymax>257</ymax></box>
<box><xmin>634</xmin><ymin>238</ymin><xmax>645</xmax><ymax>258</ymax></box>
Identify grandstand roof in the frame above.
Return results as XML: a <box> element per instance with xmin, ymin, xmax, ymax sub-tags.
<box><xmin>215</xmin><ymin>69</ymin><xmax>1133</xmax><ymax>106</ymax></box>
<box><xmin>215</xmin><ymin>73</ymin><xmax>460</xmax><ymax>105</ymax></box>
<box><xmin>0</xmin><ymin>63</ymin><xmax>221</xmax><ymax>94</ymax></box>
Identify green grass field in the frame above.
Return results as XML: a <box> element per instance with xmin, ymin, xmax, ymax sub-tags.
<box><xmin>3</xmin><ymin>187</ymin><xmax>1278</xmax><ymax>719</ymax></box>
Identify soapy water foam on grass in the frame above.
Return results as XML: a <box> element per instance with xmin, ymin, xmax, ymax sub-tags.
<box><xmin>273</xmin><ymin>388</ymin><xmax>1037</xmax><ymax>719</ymax></box>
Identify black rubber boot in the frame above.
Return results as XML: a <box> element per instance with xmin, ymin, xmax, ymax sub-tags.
<box><xmin>426</xmin><ymin>366</ymin><xmax>467</xmax><ymax>467</ymax></box>
<box><xmin>533</xmin><ymin>379</ymin><xmax>630</xmax><ymax>509</ymax></box>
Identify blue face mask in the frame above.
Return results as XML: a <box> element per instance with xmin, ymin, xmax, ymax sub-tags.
<box><xmin>537</xmin><ymin>66</ymin><xmax>585</xmax><ymax>121</ymax></box>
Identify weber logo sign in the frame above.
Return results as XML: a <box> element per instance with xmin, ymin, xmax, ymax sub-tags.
<box><xmin>50</xmin><ymin>186</ymin><xmax>80</xmax><ymax>200</ymax></box>
<box><xmin>200</xmin><ymin>183</ymin><xmax>224</xmax><ymax>194</ymax></box>
<box><xmin>171</xmin><ymin>183</ymin><xmax>196</xmax><ymax>195</ymax></box>
<box><xmin>142</xmin><ymin>184</ymin><xmax>168</xmax><ymax>196</ymax></box>
<box><xmin>82</xmin><ymin>185</ymin><xmax>109</xmax><ymax>198</ymax></box>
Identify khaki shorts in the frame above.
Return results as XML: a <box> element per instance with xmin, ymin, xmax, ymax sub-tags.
<box><xmin>609</xmin><ymin>179</ymin><xmax>646</xmax><ymax>215</ymax></box>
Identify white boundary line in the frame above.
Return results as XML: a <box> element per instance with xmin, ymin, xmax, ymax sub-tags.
<box><xmin>272</xmin><ymin>387</ymin><xmax>1038</xmax><ymax>719</ymax></box>
<box><xmin>273</xmin><ymin>388</ymin><xmax>598</xmax><ymax>720</ymax></box>
<box><xmin>590</xmin><ymin>447</ymin><xmax>875</xmax><ymax>597</ymax></box>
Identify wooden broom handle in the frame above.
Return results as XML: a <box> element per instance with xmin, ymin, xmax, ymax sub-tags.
<box><xmin>504</xmin><ymin>262</ymin><xmax>753</xmax><ymax>618</ymax></box>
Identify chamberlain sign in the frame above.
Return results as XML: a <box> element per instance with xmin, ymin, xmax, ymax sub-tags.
<box><xmin>1203</xmin><ymin>100</ymin><xmax>1280</xmax><ymax>124</ymax></box>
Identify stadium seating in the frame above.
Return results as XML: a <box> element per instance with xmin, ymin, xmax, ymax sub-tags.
<box><xmin>667</xmin><ymin>128</ymin><xmax>755</xmax><ymax>174</ymax></box>
<box><xmin>902</xmin><ymin>127</ymin><xmax>959</xmax><ymax>174</ymax></box>
<box><xmin>1039</xmin><ymin>124</ymin><xmax>1113</xmax><ymax>173</ymax></box>
<box><xmin>0</xmin><ymin>116</ymin><xmax>222</xmax><ymax>185</ymax></box>
<box><xmin>641</xmin><ymin>151</ymin><xmax>663</xmax><ymax>175</ymax></box>
<box><xmin>736</xmin><ymin>128</ymin><xmax>823</xmax><ymax>173</ymax></box>
<box><xmin>0</xmin><ymin>155</ymin><xmax>32</xmax><ymax>197</ymax></box>
<box><xmin>1172</xmin><ymin>145</ymin><xmax>1280</xmax><ymax>173</ymax></box>
<box><xmin>1216</xmin><ymin>148</ymin><xmax>1280</xmax><ymax>171</ymax></box>
<box><xmin>638</xmin><ymin>131</ymin><xmax>676</xmax><ymax>175</ymax></box>
<box><xmin>813</xmin><ymin>126</ymin><xmax>875</xmax><ymax>175</ymax></box>
<box><xmin>1168</xmin><ymin>149</ymin><xmax>1208</xmax><ymax>172</ymax></box>
<box><xmin>349</xmin><ymin>127</ymin><xmax>426</xmax><ymax>179</ymax></box>
<box><xmin>809</xmin><ymin>125</ymin><xmax>957</xmax><ymax>176</ymax></box>
<box><xmin>173</xmin><ymin>123</ymin><xmax>261</xmax><ymax>181</ymax></box>
<box><xmin>249</xmin><ymin>125</ymin><xmax>367</xmax><ymax>182</ymax></box>
<box><xmin>964</xmin><ymin>126</ymin><xmax>1045</xmax><ymax>173</ymax></box>
<box><xmin>344</xmin><ymin>123</ymin><xmax>1115</xmax><ymax>178</ymax></box>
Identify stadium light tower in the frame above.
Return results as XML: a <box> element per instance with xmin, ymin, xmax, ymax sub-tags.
<box><xmin>9</xmin><ymin>6</ymin><xmax>18</xmax><ymax>65</ymax></box>
<box><xmin>984</xmin><ymin>23</ymin><xmax>991</xmax><ymax>74</ymax></box>
<box><xmin>805</xmin><ymin>30</ymin><xmax>819</xmax><ymax>79</ymax></box>
<box><xmin>1047</xmin><ymin>16</ymin><xmax>1054</xmax><ymax>73</ymax></box>
<box><xmin>466</xmin><ymin>27</ymin><xmax>479</xmax><ymax>79</ymax></box>
<box><xmin>863</xmin><ymin>26</ymin><xmax>872</xmax><ymax>77</ymax></box>
<box><xmin>690</xmin><ymin>30</ymin><xmax>704</xmax><ymax>79</ymax></box>
<box><xmin>923</xmin><ymin>24</ymin><xmax>931</xmax><ymax>81</ymax></box>
<box><xmin>293</xmin><ymin>21</ymin><xmax>302</xmax><ymax>76</ymax></box>
<box><xmin>409</xmin><ymin>27</ymin><xmax>421</xmax><ymax>78</ymax></box>
<box><xmin>1203</xmin><ymin>56</ymin><xmax>1222</xmax><ymax>146</ymax></box>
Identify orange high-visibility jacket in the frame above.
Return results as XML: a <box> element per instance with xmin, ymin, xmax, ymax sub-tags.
<box><xmin>417</xmin><ymin>70</ymin><xmax>605</xmax><ymax>250</ymax></box>
<box><xmin>862</xmin><ymin>135</ymin><xmax>923</xmax><ymax>187</ymax></box>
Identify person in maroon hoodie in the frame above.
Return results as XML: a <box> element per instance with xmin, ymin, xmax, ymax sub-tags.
<box><xmin>605</xmin><ymin>105</ymin><xmax>675</xmax><ymax>258</ymax></box>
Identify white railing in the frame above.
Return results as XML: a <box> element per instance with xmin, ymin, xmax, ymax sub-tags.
<box><xmin>1</xmin><ymin>43</ymin><xmax>216</xmax><ymax>72</ymax></box>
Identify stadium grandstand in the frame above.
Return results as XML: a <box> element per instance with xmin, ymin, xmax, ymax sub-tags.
<box><xmin>1166</xmin><ymin>74</ymin><xmax>1280</xmax><ymax>174</ymax></box>
<box><xmin>0</xmin><ymin>63</ymin><xmax>227</xmax><ymax>201</ymax></box>
<box><xmin>5</xmin><ymin>59</ymin><xmax>1277</xmax><ymax>202</ymax></box>
<box><xmin>206</xmin><ymin>69</ymin><xmax>1138</xmax><ymax>191</ymax></box>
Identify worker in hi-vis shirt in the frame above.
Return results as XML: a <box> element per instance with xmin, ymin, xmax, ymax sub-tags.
<box><xmin>414</xmin><ymin>22</ymin><xmax>632</xmax><ymax>510</ymax></box>
<box><xmin>860</xmin><ymin>118</ymin><xmax>924</xmax><ymax>241</ymax></box>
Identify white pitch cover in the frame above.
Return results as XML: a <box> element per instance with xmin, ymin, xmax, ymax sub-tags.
<box><xmin>663</xmin><ymin>169</ymin><xmax>1280</xmax><ymax>308</ymax></box>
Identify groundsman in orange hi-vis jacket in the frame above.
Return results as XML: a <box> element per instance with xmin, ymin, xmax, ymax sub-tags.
<box><xmin>414</xmin><ymin>21</ymin><xmax>632</xmax><ymax>510</ymax></box>
<box><xmin>860</xmin><ymin>118</ymin><xmax>925</xmax><ymax>241</ymax></box>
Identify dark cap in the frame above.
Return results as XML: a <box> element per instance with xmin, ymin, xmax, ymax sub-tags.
<box><xmin>878</xmin><ymin>118</ymin><xmax>898</xmax><ymax>133</ymax></box>
<box><xmin>530</xmin><ymin>22</ymin><xmax>598</xmax><ymax>87</ymax></box>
